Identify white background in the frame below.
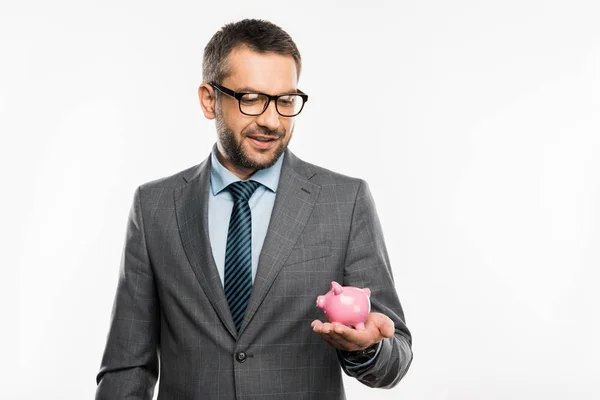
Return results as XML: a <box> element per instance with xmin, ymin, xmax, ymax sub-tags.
<box><xmin>3</xmin><ymin>1</ymin><xmax>599</xmax><ymax>399</ymax></box>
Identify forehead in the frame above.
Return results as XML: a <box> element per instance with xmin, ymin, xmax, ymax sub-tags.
<box><xmin>223</xmin><ymin>46</ymin><xmax>298</xmax><ymax>94</ymax></box>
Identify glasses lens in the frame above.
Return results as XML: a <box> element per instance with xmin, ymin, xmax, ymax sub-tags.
<box><xmin>239</xmin><ymin>93</ymin><xmax>268</xmax><ymax>115</ymax></box>
<box><xmin>277</xmin><ymin>94</ymin><xmax>304</xmax><ymax>116</ymax></box>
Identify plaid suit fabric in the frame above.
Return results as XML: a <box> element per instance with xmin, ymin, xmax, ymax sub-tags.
<box><xmin>96</xmin><ymin>150</ymin><xmax>412</xmax><ymax>399</ymax></box>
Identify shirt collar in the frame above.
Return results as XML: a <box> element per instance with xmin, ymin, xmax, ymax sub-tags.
<box><xmin>210</xmin><ymin>144</ymin><xmax>284</xmax><ymax>196</ymax></box>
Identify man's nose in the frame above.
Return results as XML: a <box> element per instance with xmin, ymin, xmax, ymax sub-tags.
<box><xmin>255</xmin><ymin>100</ymin><xmax>281</xmax><ymax>131</ymax></box>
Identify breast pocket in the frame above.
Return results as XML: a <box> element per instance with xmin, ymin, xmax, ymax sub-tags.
<box><xmin>284</xmin><ymin>244</ymin><xmax>331</xmax><ymax>266</ymax></box>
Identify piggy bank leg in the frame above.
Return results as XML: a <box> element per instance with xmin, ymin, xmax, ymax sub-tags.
<box><xmin>354</xmin><ymin>322</ymin><xmax>366</xmax><ymax>330</ymax></box>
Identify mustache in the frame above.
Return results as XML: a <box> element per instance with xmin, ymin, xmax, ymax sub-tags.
<box><xmin>243</xmin><ymin>126</ymin><xmax>285</xmax><ymax>138</ymax></box>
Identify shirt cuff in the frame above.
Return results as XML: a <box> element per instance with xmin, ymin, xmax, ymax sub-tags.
<box><xmin>342</xmin><ymin>341</ymin><xmax>383</xmax><ymax>371</ymax></box>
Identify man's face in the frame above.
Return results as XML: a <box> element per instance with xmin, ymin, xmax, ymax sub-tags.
<box><xmin>213</xmin><ymin>47</ymin><xmax>298</xmax><ymax>178</ymax></box>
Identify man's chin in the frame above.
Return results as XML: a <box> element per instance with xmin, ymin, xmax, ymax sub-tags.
<box><xmin>241</xmin><ymin>147</ymin><xmax>284</xmax><ymax>171</ymax></box>
<box><xmin>243</xmin><ymin>156</ymin><xmax>278</xmax><ymax>170</ymax></box>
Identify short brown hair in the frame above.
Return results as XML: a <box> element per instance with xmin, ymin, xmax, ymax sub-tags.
<box><xmin>203</xmin><ymin>19</ymin><xmax>302</xmax><ymax>84</ymax></box>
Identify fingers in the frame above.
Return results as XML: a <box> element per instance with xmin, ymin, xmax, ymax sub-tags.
<box><xmin>311</xmin><ymin>320</ymin><xmax>345</xmax><ymax>334</ymax></box>
<box><xmin>312</xmin><ymin>320</ymin><xmax>377</xmax><ymax>351</ymax></box>
<box><xmin>312</xmin><ymin>320</ymin><xmax>341</xmax><ymax>349</ymax></box>
<box><xmin>311</xmin><ymin>313</ymin><xmax>396</xmax><ymax>352</ymax></box>
<box><xmin>311</xmin><ymin>319</ymin><xmax>324</xmax><ymax>331</ymax></box>
<box><xmin>313</xmin><ymin>321</ymin><xmax>364</xmax><ymax>351</ymax></box>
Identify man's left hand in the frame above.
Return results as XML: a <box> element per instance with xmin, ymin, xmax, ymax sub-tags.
<box><xmin>311</xmin><ymin>312</ymin><xmax>395</xmax><ymax>352</ymax></box>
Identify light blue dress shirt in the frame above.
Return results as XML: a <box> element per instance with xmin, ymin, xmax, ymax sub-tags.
<box><xmin>208</xmin><ymin>145</ymin><xmax>284</xmax><ymax>286</ymax></box>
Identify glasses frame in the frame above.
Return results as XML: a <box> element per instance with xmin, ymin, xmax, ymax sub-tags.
<box><xmin>209</xmin><ymin>82</ymin><xmax>308</xmax><ymax>117</ymax></box>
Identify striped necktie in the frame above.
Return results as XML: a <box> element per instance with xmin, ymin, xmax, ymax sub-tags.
<box><xmin>224</xmin><ymin>180</ymin><xmax>260</xmax><ymax>331</ymax></box>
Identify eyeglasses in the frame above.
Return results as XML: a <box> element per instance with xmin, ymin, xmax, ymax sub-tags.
<box><xmin>209</xmin><ymin>82</ymin><xmax>308</xmax><ymax>117</ymax></box>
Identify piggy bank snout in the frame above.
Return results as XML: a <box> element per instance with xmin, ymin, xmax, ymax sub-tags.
<box><xmin>316</xmin><ymin>296</ymin><xmax>326</xmax><ymax>309</ymax></box>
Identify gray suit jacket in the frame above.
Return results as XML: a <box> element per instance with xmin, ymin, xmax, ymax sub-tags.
<box><xmin>96</xmin><ymin>150</ymin><xmax>412</xmax><ymax>399</ymax></box>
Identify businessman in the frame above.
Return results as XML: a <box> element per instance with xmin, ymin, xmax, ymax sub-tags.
<box><xmin>96</xmin><ymin>18</ymin><xmax>413</xmax><ymax>399</ymax></box>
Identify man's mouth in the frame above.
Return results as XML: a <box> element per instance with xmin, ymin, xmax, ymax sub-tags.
<box><xmin>245</xmin><ymin>134</ymin><xmax>281</xmax><ymax>150</ymax></box>
<box><xmin>248</xmin><ymin>136</ymin><xmax>277</xmax><ymax>142</ymax></box>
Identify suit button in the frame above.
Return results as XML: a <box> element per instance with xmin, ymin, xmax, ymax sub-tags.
<box><xmin>236</xmin><ymin>352</ymin><xmax>247</xmax><ymax>363</ymax></box>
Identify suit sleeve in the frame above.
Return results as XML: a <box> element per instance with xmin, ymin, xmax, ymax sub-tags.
<box><xmin>339</xmin><ymin>180</ymin><xmax>413</xmax><ymax>388</ymax></box>
<box><xmin>96</xmin><ymin>187</ymin><xmax>160</xmax><ymax>400</ymax></box>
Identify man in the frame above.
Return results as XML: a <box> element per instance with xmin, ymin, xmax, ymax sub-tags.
<box><xmin>96</xmin><ymin>19</ymin><xmax>412</xmax><ymax>399</ymax></box>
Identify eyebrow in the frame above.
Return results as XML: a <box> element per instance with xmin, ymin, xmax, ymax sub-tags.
<box><xmin>235</xmin><ymin>86</ymin><xmax>299</xmax><ymax>95</ymax></box>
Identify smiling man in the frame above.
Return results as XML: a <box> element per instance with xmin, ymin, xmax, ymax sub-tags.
<box><xmin>202</xmin><ymin>46</ymin><xmax>300</xmax><ymax>179</ymax></box>
<box><xmin>96</xmin><ymin>19</ymin><xmax>412</xmax><ymax>399</ymax></box>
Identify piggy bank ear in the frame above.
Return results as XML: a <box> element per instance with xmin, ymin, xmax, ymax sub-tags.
<box><xmin>362</xmin><ymin>288</ymin><xmax>371</xmax><ymax>297</ymax></box>
<box><xmin>331</xmin><ymin>281</ymin><xmax>343</xmax><ymax>295</ymax></box>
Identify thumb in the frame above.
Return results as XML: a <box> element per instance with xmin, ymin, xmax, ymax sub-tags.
<box><xmin>376</xmin><ymin>314</ymin><xmax>395</xmax><ymax>338</ymax></box>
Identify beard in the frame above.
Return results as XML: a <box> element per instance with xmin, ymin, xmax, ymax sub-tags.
<box><xmin>215</xmin><ymin>106</ymin><xmax>292</xmax><ymax>171</ymax></box>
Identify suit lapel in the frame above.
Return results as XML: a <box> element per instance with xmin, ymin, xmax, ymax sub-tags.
<box><xmin>240</xmin><ymin>151</ymin><xmax>321</xmax><ymax>332</ymax></box>
<box><xmin>175</xmin><ymin>156</ymin><xmax>238</xmax><ymax>338</ymax></box>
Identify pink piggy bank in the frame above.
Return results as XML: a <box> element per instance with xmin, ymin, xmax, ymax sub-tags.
<box><xmin>316</xmin><ymin>281</ymin><xmax>371</xmax><ymax>330</ymax></box>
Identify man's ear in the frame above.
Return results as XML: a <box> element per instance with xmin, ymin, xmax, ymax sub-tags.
<box><xmin>198</xmin><ymin>83</ymin><xmax>216</xmax><ymax>120</ymax></box>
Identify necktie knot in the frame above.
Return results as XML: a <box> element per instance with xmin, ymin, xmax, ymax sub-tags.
<box><xmin>228</xmin><ymin>180</ymin><xmax>260</xmax><ymax>202</ymax></box>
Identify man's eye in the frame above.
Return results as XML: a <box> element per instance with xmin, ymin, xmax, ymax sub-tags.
<box><xmin>241</xmin><ymin>94</ymin><xmax>261</xmax><ymax>104</ymax></box>
<box><xmin>278</xmin><ymin>96</ymin><xmax>298</xmax><ymax>107</ymax></box>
